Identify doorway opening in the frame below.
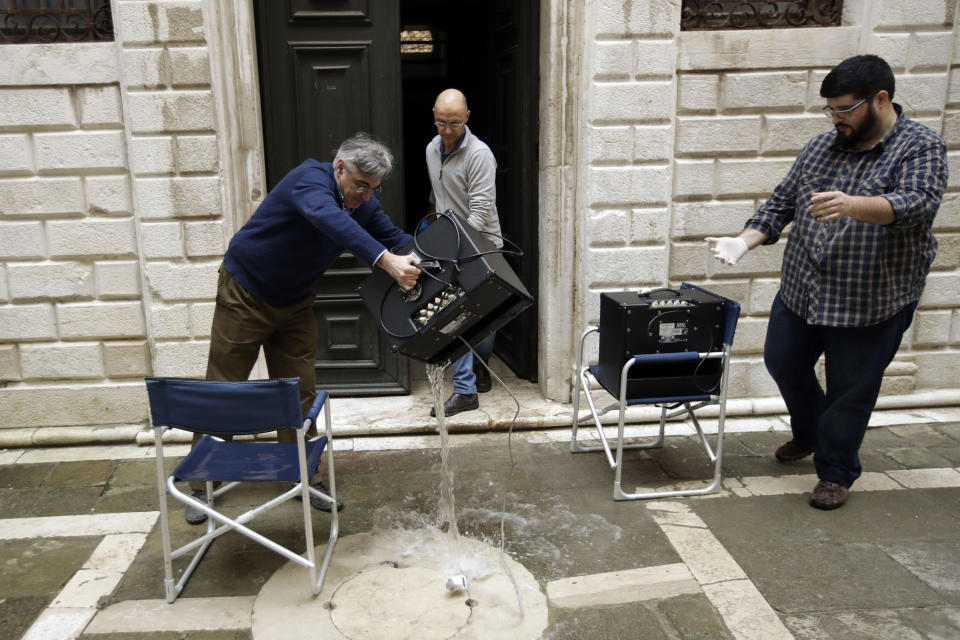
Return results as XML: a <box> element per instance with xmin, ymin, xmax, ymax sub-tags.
<box><xmin>399</xmin><ymin>0</ymin><xmax>540</xmax><ymax>381</ymax></box>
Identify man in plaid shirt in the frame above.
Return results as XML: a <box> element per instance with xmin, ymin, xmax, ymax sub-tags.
<box><xmin>707</xmin><ymin>55</ymin><xmax>948</xmax><ymax>510</ymax></box>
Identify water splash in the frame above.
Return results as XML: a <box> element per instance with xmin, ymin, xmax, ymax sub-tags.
<box><xmin>426</xmin><ymin>362</ymin><xmax>461</xmax><ymax>551</ymax></box>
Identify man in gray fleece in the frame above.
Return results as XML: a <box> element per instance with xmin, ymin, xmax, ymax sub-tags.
<box><xmin>426</xmin><ymin>88</ymin><xmax>503</xmax><ymax>417</ymax></box>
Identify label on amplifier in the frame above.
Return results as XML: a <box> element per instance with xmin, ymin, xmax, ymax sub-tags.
<box><xmin>658</xmin><ymin>321</ymin><xmax>688</xmax><ymax>343</ymax></box>
<box><xmin>440</xmin><ymin>311</ymin><xmax>471</xmax><ymax>335</ymax></box>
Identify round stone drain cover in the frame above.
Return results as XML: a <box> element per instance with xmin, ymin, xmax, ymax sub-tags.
<box><xmin>330</xmin><ymin>565</ymin><xmax>470</xmax><ymax>639</ymax></box>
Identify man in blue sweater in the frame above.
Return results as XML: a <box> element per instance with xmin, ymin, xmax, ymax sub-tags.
<box><xmin>185</xmin><ymin>133</ymin><xmax>420</xmax><ymax>524</ymax></box>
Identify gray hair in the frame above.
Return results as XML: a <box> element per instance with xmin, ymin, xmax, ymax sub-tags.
<box><xmin>334</xmin><ymin>132</ymin><xmax>394</xmax><ymax>180</ymax></box>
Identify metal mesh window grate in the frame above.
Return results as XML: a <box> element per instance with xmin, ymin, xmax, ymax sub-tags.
<box><xmin>401</xmin><ymin>27</ymin><xmax>435</xmax><ymax>56</ymax></box>
<box><xmin>681</xmin><ymin>1</ymin><xmax>842</xmax><ymax>31</ymax></box>
<box><xmin>1</xmin><ymin>0</ymin><xmax>113</xmax><ymax>44</ymax></box>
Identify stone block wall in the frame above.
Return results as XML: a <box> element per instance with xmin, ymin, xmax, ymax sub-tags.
<box><xmin>578</xmin><ymin>0</ymin><xmax>960</xmax><ymax>400</ymax></box>
<box><xmin>0</xmin><ymin>0</ymin><xmax>224</xmax><ymax>435</ymax></box>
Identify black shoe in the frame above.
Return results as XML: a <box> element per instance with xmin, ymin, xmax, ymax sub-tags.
<box><xmin>430</xmin><ymin>392</ymin><xmax>479</xmax><ymax>417</ymax></box>
<box><xmin>475</xmin><ymin>363</ymin><xmax>492</xmax><ymax>393</ymax></box>
<box><xmin>184</xmin><ymin>489</ymin><xmax>208</xmax><ymax>525</ymax></box>
<box><xmin>295</xmin><ymin>481</ymin><xmax>343</xmax><ymax>512</ymax></box>
<box><xmin>775</xmin><ymin>439</ymin><xmax>815</xmax><ymax>462</ymax></box>
<box><xmin>809</xmin><ymin>480</ymin><xmax>849</xmax><ymax>510</ymax></box>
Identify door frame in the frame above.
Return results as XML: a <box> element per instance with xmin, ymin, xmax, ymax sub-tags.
<box><xmin>205</xmin><ymin>0</ymin><xmax>583</xmax><ymax>401</ymax></box>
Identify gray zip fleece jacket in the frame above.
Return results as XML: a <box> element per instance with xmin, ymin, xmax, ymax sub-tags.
<box><xmin>426</xmin><ymin>125</ymin><xmax>503</xmax><ymax>247</ymax></box>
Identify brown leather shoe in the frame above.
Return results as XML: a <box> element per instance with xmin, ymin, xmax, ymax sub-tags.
<box><xmin>775</xmin><ymin>439</ymin><xmax>815</xmax><ymax>462</ymax></box>
<box><xmin>430</xmin><ymin>393</ymin><xmax>479</xmax><ymax>417</ymax></box>
<box><xmin>809</xmin><ymin>480</ymin><xmax>849</xmax><ymax>510</ymax></box>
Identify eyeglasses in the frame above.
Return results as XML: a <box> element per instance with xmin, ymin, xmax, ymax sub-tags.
<box><xmin>354</xmin><ymin>181</ymin><xmax>382</xmax><ymax>194</ymax></box>
<box><xmin>434</xmin><ymin>120</ymin><xmax>465</xmax><ymax>129</ymax></box>
<box><xmin>821</xmin><ymin>92</ymin><xmax>876</xmax><ymax>119</ymax></box>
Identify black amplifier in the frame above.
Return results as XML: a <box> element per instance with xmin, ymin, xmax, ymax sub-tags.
<box><xmin>358</xmin><ymin>211</ymin><xmax>533</xmax><ymax>365</ymax></box>
<box><xmin>596</xmin><ymin>286</ymin><xmax>727</xmax><ymax>398</ymax></box>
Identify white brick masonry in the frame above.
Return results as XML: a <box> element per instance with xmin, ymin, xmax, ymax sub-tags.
<box><xmin>175</xmin><ymin>135</ymin><xmax>218</xmax><ymax>173</ymax></box>
<box><xmin>874</xmin><ymin>0</ymin><xmax>952</xmax><ymax>28</ymax></box>
<box><xmin>86</xmin><ymin>175</ymin><xmax>133</xmax><ymax>216</ymax></box>
<box><xmin>909</xmin><ymin>32</ymin><xmax>954</xmax><ymax>71</ymax></box>
<box><xmin>34</xmin><ymin>131</ymin><xmax>127</xmax><ymax>172</ymax></box>
<box><xmin>103</xmin><ymin>341</ymin><xmax>152</xmax><ymax>378</ymax></box>
<box><xmin>590</xmin><ymin>165</ymin><xmax>671</xmax><ymax>207</ymax></box>
<box><xmin>115</xmin><ymin>0</ymin><xmax>207</xmax><ymax>45</ymax></box>
<box><xmin>677</xmin><ymin>74</ymin><xmax>719</xmax><ymax>113</ymax></box>
<box><xmin>593</xmin><ymin>0</ymin><xmax>677</xmax><ymax>37</ymax></box>
<box><xmin>633</xmin><ymin>40</ymin><xmax>676</xmax><ymax>78</ymax></box>
<box><xmin>932</xmin><ymin>234</ymin><xmax>960</xmax><ymax>270</ymax></box>
<box><xmin>57</xmin><ymin>302</ymin><xmax>146</xmax><ymax>340</ymax></box>
<box><xmin>588</xmin><ymin>246</ymin><xmax>664</xmax><ymax>286</ymax></box>
<box><xmin>0</xmin><ymin>304</ymin><xmax>57</xmax><ymax>341</ymax></box>
<box><xmin>0</xmin><ymin>222</ymin><xmax>45</xmax><ymax>259</ymax></box>
<box><xmin>748</xmin><ymin>279</ymin><xmax>781</xmax><ymax>315</ymax></box>
<box><xmin>145</xmin><ymin>262</ymin><xmax>219</xmax><ymax>301</ymax></box>
<box><xmin>912</xmin><ymin>310</ymin><xmax>952</xmax><ymax>346</ymax></box>
<box><xmin>0</xmin><ymin>178</ymin><xmax>84</xmax><ymax>216</ymax></box>
<box><xmin>184</xmin><ymin>220</ymin><xmax>224</xmax><ymax>257</ymax></box>
<box><xmin>95</xmin><ymin>261</ymin><xmax>141</xmax><ymax>299</ymax></box>
<box><xmin>673</xmin><ymin>159</ymin><xmax>714</xmax><ymax>197</ymax></box>
<box><xmin>591</xmin><ymin>81</ymin><xmax>674</xmax><ymax>122</ymax></box>
<box><xmin>678</xmin><ymin>28</ymin><xmax>860</xmax><ymax>71</ymax></box>
<box><xmin>0</xmin><ymin>344</ymin><xmax>19</xmax><ymax>381</ymax></box>
<box><xmin>135</xmin><ymin>176</ymin><xmax>222</xmax><ymax>218</ymax></box>
<box><xmin>0</xmin><ymin>134</ymin><xmax>33</xmax><ymax>174</ymax></box>
<box><xmin>676</xmin><ymin>117</ymin><xmax>761</xmax><ymax>155</ymax></box>
<box><xmin>0</xmin><ymin>265</ymin><xmax>7</xmax><ymax>303</ymax></box>
<box><xmin>153</xmin><ymin>340</ymin><xmax>209</xmax><ymax>377</ymax></box>
<box><xmin>920</xmin><ymin>273</ymin><xmax>960</xmax><ymax>307</ymax></box>
<box><xmin>868</xmin><ymin>34</ymin><xmax>910</xmax><ymax>71</ymax></box>
<box><xmin>139</xmin><ymin>222</ymin><xmax>184</xmax><ymax>259</ymax></box>
<box><xmin>633</xmin><ymin>125</ymin><xmax>673</xmax><ymax>162</ymax></box>
<box><xmin>913</xmin><ymin>351</ymin><xmax>960</xmax><ymax>390</ymax></box>
<box><xmin>20</xmin><ymin>342</ymin><xmax>104</xmax><ymax>380</ymax></box>
<box><xmin>0</xmin><ymin>43</ymin><xmax>117</xmax><ymax>85</ymax></box>
<box><xmin>77</xmin><ymin>86</ymin><xmax>123</xmax><ymax>128</ymax></box>
<box><xmin>121</xmin><ymin>49</ymin><xmax>167</xmax><ymax>89</ymax></box>
<box><xmin>716</xmin><ymin>158</ymin><xmax>795</xmax><ymax>197</ymax></box>
<box><xmin>594</xmin><ymin>40</ymin><xmax>631</xmax><ymax>80</ymax></box>
<box><xmin>47</xmin><ymin>219</ymin><xmax>137</xmax><ymax>258</ymax></box>
<box><xmin>150</xmin><ymin>304</ymin><xmax>190</xmax><ymax>339</ymax></box>
<box><xmin>722</xmin><ymin>72</ymin><xmax>808</xmax><ymax>111</ymax></box>
<box><xmin>590</xmin><ymin>126</ymin><xmax>632</xmax><ymax>164</ymax></box>
<box><xmin>126</xmin><ymin>91</ymin><xmax>215</xmax><ymax>133</ymax></box>
<box><xmin>587</xmin><ymin>210</ymin><xmax>628</xmax><ymax>247</ymax></box>
<box><xmin>897</xmin><ymin>74</ymin><xmax>952</xmax><ymax>114</ymax></box>
<box><xmin>8</xmin><ymin>262</ymin><xmax>95</xmax><ymax>301</ymax></box>
<box><xmin>169</xmin><ymin>48</ymin><xmax>211</xmax><ymax>87</ymax></box>
<box><xmin>0</xmin><ymin>384</ymin><xmax>146</xmax><ymax>429</ymax></box>
<box><xmin>0</xmin><ymin>88</ymin><xmax>76</xmax><ymax>130</ymax></box>
<box><xmin>672</xmin><ymin>201</ymin><xmax>756</xmax><ymax>239</ymax></box>
<box><xmin>761</xmin><ymin>115</ymin><xmax>831</xmax><ymax>154</ymax></box>
<box><xmin>129</xmin><ymin>136</ymin><xmax>176</xmax><ymax>175</ymax></box>
<box><xmin>630</xmin><ymin>208</ymin><xmax>669</xmax><ymax>244</ymax></box>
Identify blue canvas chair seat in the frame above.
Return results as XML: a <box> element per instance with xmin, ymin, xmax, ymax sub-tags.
<box><xmin>146</xmin><ymin>377</ymin><xmax>338</xmax><ymax>602</ymax></box>
<box><xmin>571</xmin><ymin>283</ymin><xmax>740</xmax><ymax>500</ymax></box>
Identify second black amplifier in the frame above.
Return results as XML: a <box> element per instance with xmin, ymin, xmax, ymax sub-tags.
<box><xmin>595</xmin><ymin>286</ymin><xmax>728</xmax><ymax>397</ymax></box>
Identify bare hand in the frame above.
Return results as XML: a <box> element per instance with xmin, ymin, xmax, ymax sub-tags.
<box><xmin>810</xmin><ymin>191</ymin><xmax>855</xmax><ymax>222</ymax></box>
<box><xmin>377</xmin><ymin>252</ymin><xmax>421</xmax><ymax>290</ymax></box>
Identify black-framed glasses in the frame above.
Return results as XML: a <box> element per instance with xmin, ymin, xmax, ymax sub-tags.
<box><xmin>434</xmin><ymin>120</ymin><xmax>465</xmax><ymax>129</ymax></box>
<box><xmin>821</xmin><ymin>92</ymin><xmax>877</xmax><ymax>119</ymax></box>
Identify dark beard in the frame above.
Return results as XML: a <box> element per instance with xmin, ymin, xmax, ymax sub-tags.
<box><xmin>835</xmin><ymin>105</ymin><xmax>878</xmax><ymax>148</ymax></box>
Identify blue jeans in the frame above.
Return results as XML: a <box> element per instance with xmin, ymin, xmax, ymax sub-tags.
<box><xmin>452</xmin><ymin>333</ymin><xmax>496</xmax><ymax>395</ymax></box>
<box><xmin>763</xmin><ymin>293</ymin><xmax>915</xmax><ymax>488</ymax></box>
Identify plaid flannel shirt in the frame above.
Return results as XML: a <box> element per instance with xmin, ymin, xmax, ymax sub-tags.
<box><xmin>745</xmin><ymin>105</ymin><xmax>947</xmax><ymax>327</ymax></box>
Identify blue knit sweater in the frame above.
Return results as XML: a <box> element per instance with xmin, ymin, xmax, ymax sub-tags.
<box><xmin>223</xmin><ymin>159</ymin><xmax>412</xmax><ymax>307</ymax></box>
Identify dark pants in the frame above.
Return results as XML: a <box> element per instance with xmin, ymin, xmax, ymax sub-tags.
<box><xmin>763</xmin><ymin>293</ymin><xmax>915</xmax><ymax>488</ymax></box>
<box><xmin>190</xmin><ymin>266</ymin><xmax>319</xmax><ymax>490</ymax></box>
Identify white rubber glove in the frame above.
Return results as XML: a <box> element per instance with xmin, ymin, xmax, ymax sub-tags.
<box><xmin>706</xmin><ymin>236</ymin><xmax>749</xmax><ymax>266</ymax></box>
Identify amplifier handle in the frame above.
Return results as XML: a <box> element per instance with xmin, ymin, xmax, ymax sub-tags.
<box><xmin>639</xmin><ymin>288</ymin><xmax>681</xmax><ymax>298</ymax></box>
<box><xmin>631</xmin><ymin>351</ymin><xmax>704</xmax><ymax>364</ymax></box>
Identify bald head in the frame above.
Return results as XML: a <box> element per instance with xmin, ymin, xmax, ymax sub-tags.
<box><xmin>434</xmin><ymin>88</ymin><xmax>468</xmax><ymax>112</ymax></box>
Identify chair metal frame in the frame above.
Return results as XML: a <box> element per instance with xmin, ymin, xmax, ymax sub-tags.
<box><xmin>146</xmin><ymin>377</ymin><xmax>339</xmax><ymax>603</ymax></box>
<box><xmin>570</xmin><ymin>283</ymin><xmax>740</xmax><ymax>500</ymax></box>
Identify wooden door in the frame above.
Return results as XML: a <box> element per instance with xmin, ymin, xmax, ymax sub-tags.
<box><xmin>256</xmin><ymin>0</ymin><xmax>410</xmax><ymax>395</ymax></box>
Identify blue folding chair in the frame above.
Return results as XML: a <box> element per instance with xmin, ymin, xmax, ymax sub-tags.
<box><xmin>145</xmin><ymin>377</ymin><xmax>338</xmax><ymax>602</ymax></box>
<box><xmin>571</xmin><ymin>283</ymin><xmax>740</xmax><ymax>500</ymax></box>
